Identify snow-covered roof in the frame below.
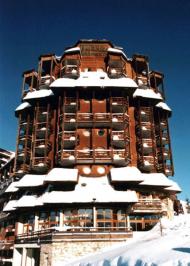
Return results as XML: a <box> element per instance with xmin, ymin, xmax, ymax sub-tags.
<box><xmin>44</xmin><ymin>168</ymin><xmax>78</xmax><ymax>183</ymax></box>
<box><xmin>133</xmin><ymin>88</ymin><xmax>163</xmax><ymax>100</ymax></box>
<box><xmin>164</xmin><ymin>180</ymin><xmax>182</xmax><ymax>192</ymax></box>
<box><xmin>23</xmin><ymin>89</ymin><xmax>54</xmax><ymax>100</ymax></box>
<box><xmin>16</xmin><ymin>174</ymin><xmax>46</xmax><ymax>188</ymax></box>
<box><xmin>15</xmin><ymin>102</ymin><xmax>31</xmax><ymax>112</ymax></box>
<box><xmin>43</xmin><ymin>176</ymin><xmax>138</xmax><ymax>204</ymax></box>
<box><xmin>156</xmin><ymin>102</ymin><xmax>172</xmax><ymax>112</ymax></box>
<box><xmin>139</xmin><ymin>173</ymin><xmax>172</xmax><ymax>187</ymax></box>
<box><xmin>50</xmin><ymin>71</ymin><xmax>138</xmax><ymax>88</ymax></box>
<box><xmin>107</xmin><ymin>48</ymin><xmax>127</xmax><ymax>59</ymax></box>
<box><xmin>3</xmin><ymin>200</ymin><xmax>17</xmax><ymax>212</ymax></box>
<box><xmin>5</xmin><ymin>182</ymin><xmax>19</xmax><ymax>193</ymax></box>
<box><xmin>110</xmin><ymin>167</ymin><xmax>144</xmax><ymax>182</ymax></box>
<box><xmin>64</xmin><ymin>47</ymin><xmax>80</xmax><ymax>54</ymax></box>
<box><xmin>16</xmin><ymin>195</ymin><xmax>43</xmax><ymax>208</ymax></box>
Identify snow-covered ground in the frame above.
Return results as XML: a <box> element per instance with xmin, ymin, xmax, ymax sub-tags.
<box><xmin>69</xmin><ymin>214</ymin><xmax>190</xmax><ymax>266</ymax></box>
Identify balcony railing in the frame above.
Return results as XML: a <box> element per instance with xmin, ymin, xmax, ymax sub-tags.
<box><xmin>32</xmin><ymin>157</ymin><xmax>51</xmax><ymax>169</ymax></box>
<box><xmin>111</xmin><ymin>131</ymin><xmax>130</xmax><ymax>142</ymax></box>
<box><xmin>14</xmin><ymin>164</ymin><xmax>30</xmax><ymax>175</ymax></box>
<box><xmin>16</xmin><ymin>227</ymin><xmax>132</xmax><ymax>244</ymax></box>
<box><xmin>63</xmin><ymin>113</ymin><xmax>129</xmax><ymax>124</ymax></box>
<box><xmin>61</xmin><ymin>66</ymin><xmax>80</xmax><ymax>78</ymax></box>
<box><xmin>39</xmin><ymin>75</ymin><xmax>55</xmax><ymax>87</ymax></box>
<box><xmin>59</xmin><ymin>149</ymin><xmax>130</xmax><ymax>164</ymax></box>
<box><xmin>133</xmin><ymin>199</ymin><xmax>162</xmax><ymax>212</ymax></box>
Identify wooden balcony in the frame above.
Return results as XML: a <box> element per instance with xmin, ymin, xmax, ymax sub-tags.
<box><xmin>139</xmin><ymin>155</ymin><xmax>155</xmax><ymax>171</ymax></box>
<box><xmin>64</xmin><ymin>97</ymin><xmax>77</xmax><ymax>112</ymax></box>
<box><xmin>16</xmin><ymin>227</ymin><xmax>133</xmax><ymax>244</ymax></box>
<box><xmin>14</xmin><ymin>164</ymin><xmax>30</xmax><ymax>176</ymax></box>
<box><xmin>39</xmin><ymin>75</ymin><xmax>55</xmax><ymax>88</ymax></box>
<box><xmin>18</xmin><ymin>135</ymin><xmax>32</xmax><ymax>145</ymax></box>
<box><xmin>111</xmin><ymin>131</ymin><xmax>129</xmax><ymax>148</ymax></box>
<box><xmin>107</xmin><ymin>67</ymin><xmax>124</xmax><ymax>78</ymax></box>
<box><xmin>62</xmin><ymin>131</ymin><xmax>77</xmax><ymax>148</ymax></box>
<box><xmin>61</xmin><ymin>65</ymin><xmax>79</xmax><ymax>79</ymax></box>
<box><xmin>63</xmin><ymin>113</ymin><xmax>129</xmax><ymax>129</ymax></box>
<box><xmin>17</xmin><ymin>148</ymin><xmax>31</xmax><ymax>162</ymax></box>
<box><xmin>136</xmin><ymin>122</ymin><xmax>152</xmax><ymax>138</ymax></box>
<box><xmin>111</xmin><ymin>97</ymin><xmax>128</xmax><ymax>112</ymax></box>
<box><xmin>32</xmin><ymin>157</ymin><xmax>51</xmax><ymax>172</ymax></box>
<box><xmin>59</xmin><ymin>149</ymin><xmax>130</xmax><ymax>166</ymax></box>
<box><xmin>133</xmin><ymin>199</ymin><xmax>162</xmax><ymax>213</ymax></box>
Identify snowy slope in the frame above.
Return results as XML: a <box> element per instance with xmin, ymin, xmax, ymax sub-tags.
<box><xmin>69</xmin><ymin>214</ymin><xmax>190</xmax><ymax>266</ymax></box>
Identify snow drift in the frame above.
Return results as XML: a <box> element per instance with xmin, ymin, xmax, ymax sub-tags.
<box><xmin>68</xmin><ymin>214</ymin><xmax>190</xmax><ymax>266</ymax></box>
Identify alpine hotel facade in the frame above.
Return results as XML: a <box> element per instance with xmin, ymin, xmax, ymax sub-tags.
<box><xmin>0</xmin><ymin>40</ymin><xmax>181</xmax><ymax>265</ymax></box>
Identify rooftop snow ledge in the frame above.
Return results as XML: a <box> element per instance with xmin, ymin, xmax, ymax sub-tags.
<box><xmin>42</xmin><ymin>175</ymin><xmax>138</xmax><ymax>203</ymax></box>
<box><xmin>16</xmin><ymin>174</ymin><xmax>46</xmax><ymax>188</ymax></box>
<box><xmin>156</xmin><ymin>102</ymin><xmax>172</xmax><ymax>112</ymax></box>
<box><xmin>3</xmin><ymin>200</ymin><xmax>17</xmax><ymax>212</ymax></box>
<box><xmin>107</xmin><ymin>48</ymin><xmax>127</xmax><ymax>59</ymax></box>
<box><xmin>15</xmin><ymin>102</ymin><xmax>31</xmax><ymax>112</ymax></box>
<box><xmin>133</xmin><ymin>88</ymin><xmax>163</xmax><ymax>100</ymax></box>
<box><xmin>44</xmin><ymin>168</ymin><xmax>78</xmax><ymax>183</ymax></box>
<box><xmin>139</xmin><ymin>173</ymin><xmax>172</xmax><ymax>187</ymax></box>
<box><xmin>50</xmin><ymin>71</ymin><xmax>138</xmax><ymax>88</ymax></box>
<box><xmin>64</xmin><ymin>47</ymin><xmax>80</xmax><ymax>54</ymax></box>
<box><xmin>164</xmin><ymin>180</ymin><xmax>182</xmax><ymax>192</ymax></box>
<box><xmin>23</xmin><ymin>89</ymin><xmax>54</xmax><ymax>100</ymax></box>
<box><xmin>110</xmin><ymin>166</ymin><xmax>144</xmax><ymax>182</ymax></box>
<box><xmin>16</xmin><ymin>195</ymin><xmax>43</xmax><ymax>208</ymax></box>
<box><xmin>5</xmin><ymin>182</ymin><xmax>19</xmax><ymax>193</ymax></box>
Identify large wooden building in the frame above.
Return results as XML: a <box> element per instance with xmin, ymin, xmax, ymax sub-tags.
<box><xmin>0</xmin><ymin>40</ymin><xmax>181</xmax><ymax>265</ymax></box>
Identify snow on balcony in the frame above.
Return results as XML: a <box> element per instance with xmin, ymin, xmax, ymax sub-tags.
<box><xmin>107</xmin><ymin>48</ymin><xmax>127</xmax><ymax>59</ymax></box>
<box><xmin>15</xmin><ymin>102</ymin><xmax>31</xmax><ymax>112</ymax></box>
<box><xmin>23</xmin><ymin>89</ymin><xmax>54</xmax><ymax>100</ymax></box>
<box><xmin>156</xmin><ymin>102</ymin><xmax>172</xmax><ymax>112</ymax></box>
<box><xmin>110</xmin><ymin>166</ymin><xmax>144</xmax><ymax>182</ymax></box>
<box><xmin>50</xmin><ymin>71</ymin><xmax>138</xmax><ymax>88</ymax></box>
<box><xmin>16</xmin><ymin>174</ymin><xmax>46</xmax><ymax>188</ymax></box>
<box><xmin>43</xmin><ymin>175</ymin><xmax>138</xmax><ymax>204</ymax></box>
<box><xmin>139</xmin><ymin>173</ymin><xmax>172</xmax><ymax>187</ymax></box>
<box><xmin>3</xmin><ymin>200</ymin><xmax>17</xmax><ymax>212</ymax></box>
<box><xmin>5</xmin><ymin>182</ymin><xmax>19</xmax><ymax>193</ymax></box>
<box><xmin>44</xmin><ymin>168</ymin><xmax>78</xmax><ymax>183</ymax></box>
<box><xmin>133</xmin><ymin>88</ymin><xmax>163</xmax><ymax>100</ymax></box>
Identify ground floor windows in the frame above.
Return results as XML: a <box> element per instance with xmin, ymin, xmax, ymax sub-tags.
<box><xmin>64</xmin><ymin>209</ymin><xmax>93</xmax><ymax>227</ymax></box>
<box><xmin>19</xmin><ymin>208</ymin><xmax>161</xmax><ymax>234</ymax></box>
<box><xmin>130</xmin><ymin>215</ymin><xmax>161</xmax><ymax>231</ymax></box>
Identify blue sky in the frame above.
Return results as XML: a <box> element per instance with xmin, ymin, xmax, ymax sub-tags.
<box><xmin>0</xmin><ymin>0</ymin><xmax>190</xmax><ymax>200</ymax></box>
